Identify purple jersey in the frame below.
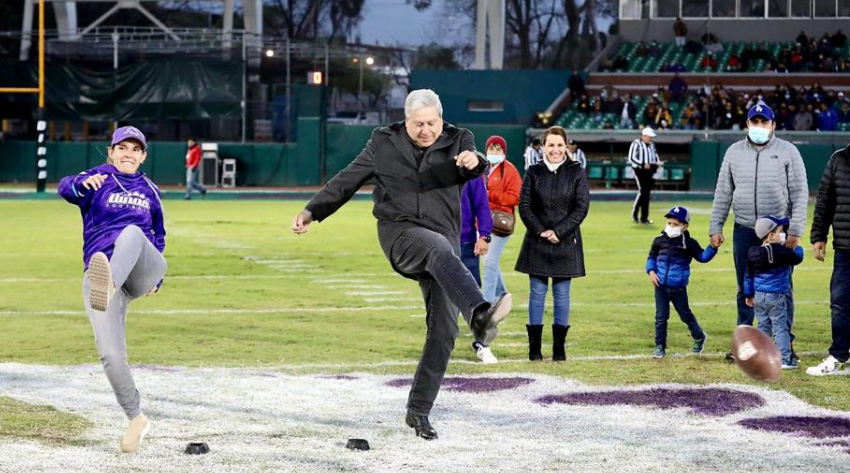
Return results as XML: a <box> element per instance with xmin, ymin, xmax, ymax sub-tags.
<box><xmin>58</xmin><ymin>164</ymin><xmax>166</xmax><ymax>270</ymax></box>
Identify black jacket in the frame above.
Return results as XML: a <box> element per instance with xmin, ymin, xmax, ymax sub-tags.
<box><xmin>812</xmin><ymin>144</ymin><xmax>850</xmax><ymax>251</ymax></box>
<box><xmin>306</xmin><ymin>121</ymin><xmax>486</xmax><ymax>270</ymax></box>
<box><xmin>514</xmin><ymin>161</ymin><xmax>590</xmax><ymax>278</ymax></box>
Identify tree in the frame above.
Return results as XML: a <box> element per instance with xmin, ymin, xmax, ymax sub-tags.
<box><xmin>267</xmin><ymin>0</ymin><xmax>364</xmax><ymax>41</ymax></box>
<box><xmin>414</xmin><ymin>43</ymin><xmax>461</xmax><ymax>69</ymax></box>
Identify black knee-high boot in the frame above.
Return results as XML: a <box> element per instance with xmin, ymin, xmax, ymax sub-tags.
<box><xmin>527</xmin><ymin>324</ymin><xmax>543</xmax><ymax>361</ymax></box>
<box><xmin>552</xmin><ymin>325</ymin><xmax>569</xmax><ymax>361</ymax></box>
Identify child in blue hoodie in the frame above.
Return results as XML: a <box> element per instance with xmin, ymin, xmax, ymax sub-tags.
<box><xmin>58</xmin><ymin>126</ymin><xmax>167</xmax><ymax>454</ymax></box>
<box><xmin>646</xmin><ymin>207</ymin><xmax>718</xmax><ymax>358</ymax></box>
<box><xmin>744</xmin><ymin>215</ymin><xmax>804</xmax><ymax>369</ymax></box>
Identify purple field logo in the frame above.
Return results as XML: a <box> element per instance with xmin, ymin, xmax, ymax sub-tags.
<box><xmin>537</xmin><ymin>387</ymin><xmax>765</xmax><ymax>416</ymax></box>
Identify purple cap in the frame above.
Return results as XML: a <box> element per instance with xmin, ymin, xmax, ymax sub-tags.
<box><xmin>111</xmin><ymin>126</ymin><xmax>147</xmax><ymax>149</ymax></box>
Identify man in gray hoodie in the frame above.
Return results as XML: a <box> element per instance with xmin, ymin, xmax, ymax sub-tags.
<box><xmin>709</xmin><ymin>102</ymin><xmax>808</xmax><ymax>357</ymax></box>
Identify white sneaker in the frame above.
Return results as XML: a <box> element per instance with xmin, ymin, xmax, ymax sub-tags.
<box><xmin>475</xmin><ymin>346</ymin><xmax>499</xmax><ymax>364</ymax></box>
<box><xmin>120</xmin><ymin>413</ymin><xmax>151</xmax><ymax>453</ymax></box>
<box><xmin>88</xmin><ymin>252</ymin><xmax>116</xmax><ymax>312</ymax></box>
<box><xmin>806</xmin><ymin>355</ymin><xmax>850</xmax><ymax>376</ymax></box>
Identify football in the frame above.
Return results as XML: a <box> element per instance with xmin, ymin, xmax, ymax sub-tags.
<box><xmin>732</xmin><ymin>325</ymin><xmax>782</xmax><ymax>382</ymax></box>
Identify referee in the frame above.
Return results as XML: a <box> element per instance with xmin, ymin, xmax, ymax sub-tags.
<box><xmin>568</xmin><ymin>139</ymin><xmax>586</xmax><ymax>169</ymax></box>
<box><xmin>629</xmin><ymin>127</ymin><xmax>662</xmax><ymax>224</ymax></box>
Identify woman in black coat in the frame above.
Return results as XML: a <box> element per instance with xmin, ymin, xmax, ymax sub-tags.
<box><xmin>515</xmin><ymin>126</ymin><xmax>590</xmax><ymax>361</ymax></box>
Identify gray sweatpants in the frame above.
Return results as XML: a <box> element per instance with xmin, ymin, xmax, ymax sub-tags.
<box><xmin>82</xmin><ymin>225</ymin><xmax>167</xmax><ymax>419</ymax></box>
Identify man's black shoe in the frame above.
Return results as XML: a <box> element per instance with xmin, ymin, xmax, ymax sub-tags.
<box><xmin>405</xmin><ymin>412</ymin><xmax>438</xmax><ymax>440</ymax></box>
<box><xmin>471</xmin><ymin>293</ymin><xmax>512</xmax><ymax>336</ymax></box>
<box><xmin>725</xmin><ymin>351</ymin><xmax>736</xmax><ymax>362</ymax></box>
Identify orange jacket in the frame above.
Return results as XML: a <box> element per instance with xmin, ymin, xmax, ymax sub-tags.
<box><xmin>486</xmin><ymin>160</ymin><xmax>522</xmax><ymax>215</ymax></box>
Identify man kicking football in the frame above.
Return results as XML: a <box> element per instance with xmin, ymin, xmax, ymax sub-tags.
<box><xmin>292</xmin><ymin>89</ymin><xmax>512</xmax><ymax>440</ymax></box>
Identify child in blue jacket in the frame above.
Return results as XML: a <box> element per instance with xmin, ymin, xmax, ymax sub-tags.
<box><xmin>646</xmin><ymin>207</ymin><xmax>718</xmax><ymax>357</ymax></box>
<box><xmin>744</xmin><ymin>215</ymin><xmax>804</xmax><ymax>369</ymax></box>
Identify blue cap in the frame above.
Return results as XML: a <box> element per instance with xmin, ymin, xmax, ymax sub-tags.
<box><xmin>747</xmin><ymin>102</ymin><xmax>774</xmax><ymax>122</ymax></box>
<box><xmin>755</xmin><ymin>215</ymin><xmax>789</xmax><ymax>239</ymax></box>
<box><xmin>664</xmin><ymin>206</ymin><xmax>690</xmax><ymax>224</ymax></box>
<box><xmin>111</xmin><ymin>126</ymin><xmax>147</xmax><ymax>150</ymax></box>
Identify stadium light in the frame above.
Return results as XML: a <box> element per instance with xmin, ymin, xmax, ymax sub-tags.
<box><xmin>365</xmin><ymin>56</ymin><xmax>375</xmax><ymax>66</ymax></box>
<box><xmin>265</xmin><ymin>49</ymin><xmax>274</xmax><ymax>58</ymax></box>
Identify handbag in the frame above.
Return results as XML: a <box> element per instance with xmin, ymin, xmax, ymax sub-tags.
<box><xmin>491</xmin><ymin>209</ymin><xmax>515</xmax><ymax>237</ymax></box>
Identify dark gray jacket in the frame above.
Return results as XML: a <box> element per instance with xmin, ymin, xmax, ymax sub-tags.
<box><xmin>515</xmin><ymin>160</ymin><xmax>590</xmax><ymax>278</ymax></box>
<box><xmin>305</xmin><ymin>121</ymin><xmax>485</xmax><ymax>271</ymax></box>
<box><xmin>812</xmin><ymin>144</ymin><xmax>850</xmax><ymax>251</ymax></box>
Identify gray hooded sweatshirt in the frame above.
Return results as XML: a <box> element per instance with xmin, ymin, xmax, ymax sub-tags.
<box><xmin>709</xmin><ymin>135</ymin><xmax>808</xmax><ymax>237</ymax></box>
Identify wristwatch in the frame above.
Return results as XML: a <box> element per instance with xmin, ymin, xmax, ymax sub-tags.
<box><xmin>481</xmin><ymin>235</ymin><xmax>492</xmax><ymax>243</ymax></box>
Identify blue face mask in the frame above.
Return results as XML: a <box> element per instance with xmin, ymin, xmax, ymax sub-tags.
<box><xmin>747</xmin><ymin>126</ymin><xmax>771</xmax><ymax>144</ymax></box>
<box><xmin>486</xmin><ymin>154</ymin><xmax>505</xmax><ymax>164</ymax></box>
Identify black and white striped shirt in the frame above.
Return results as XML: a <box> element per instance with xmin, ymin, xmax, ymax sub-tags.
<box><xmin>628</xmin><ymin>139</ymin><xmax>659</xmax><ymax>168</ymax></box>
<box><xmin>572</xmin><ymin>148</ymin><xmax>587</xmax><ymax>169</ymax></box>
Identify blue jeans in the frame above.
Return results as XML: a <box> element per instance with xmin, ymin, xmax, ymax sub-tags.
<box><xmin>755</xmin><ymin>291</ymin><xmax>792</xmax><ymax>363</ymax></box>
<box><xmin>654</xmin><ymin>286</ymin><xmax>704</xmax><ymax>348</ymax></box>
<box><xmin>482</xmin><ymin>234</ymin><xmax>510</xmax><ymax>304</ymax></box>
<box><xmin>829</xmin><ymin>250</ymin><xmax>850</xmax><ymax>362</ymax></box>
<box><xmin>460</xmin><ymin>241</ymin><xmax>481</xmax><ymax>287</ymax></box>
<box><xmin>733</xmin><ymin>224</ymin><xmax>796</xmax><ymax>340</ymax></box>
<box><xmin>185</xmin><ymin>167</ymin><xmax>206</xmax><ymax>198</ymax></box>
<box><xmin>528</xmin><ymin>276</ymin><xmax>571</xmax><ymax>326</ymax></box>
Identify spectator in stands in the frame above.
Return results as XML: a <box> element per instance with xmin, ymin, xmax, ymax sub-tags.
<box><xmin>810</xmin><ymin>81</ymin><xmax>826</xmax><ymax>101</ymax></box>
<box><xmin>683</xmin><ymin>40</ymin><xmax>703</xmax><ymax>55</ymax></box>
<box><xmin>796</xmin><ymin>31</ymin><xmax>808</xmax><ymax>47</ymax></box>
<box><xmin>605</xmin><ymin>89</ymin><xmax>622</xmax><ymax>114</ymax></box>
<box><xmin>591</xmin><ymin>99</ymin><xmax>605</xmax><ymax>124</ymax></box>
<box><xmin>793</xmin><ymin>104</ymin><xmax>815</xmax><ymax>131</ymax></box>
<box><xmin>648</xmin><ymin>40</ymin><xmax>662</xmax><ymax>59</ymax></box>
<box><xmin>833</xmin><ymin>30</ymin><xmax>847</xmax><ymax>49</ymax></box>
<box><xmin>819</xmin><ymin>33</ymin><xmax>834</xmax><ymax>57</ymax></box>
<box><xmin>775</xmin><ymin>103</ymin><xmax>792</xmax><ymax>131</ymax></box>
<box><xmin>568</xmin><ymin>139</ymin><xmax>586</xmax><ymax>169</ymax></box>
<box><xmin>838</xmin><ymin>102</ymin><xmax>850</xmax><ymax>124</ymax></box>
<box><xmin>524</xmin><ymin>138</ymin><xmax>542</xmax><ymax>170</ymax></box>
<box><xmin>673</xmin><ymin>17</ymin><xmax>687</xmax><ymax>47</ymax></box>
<box><xmin>833</xmin><ymin>91</ymin><xmax>846</xmax><ymax>108</ymax></box>
<box><xmin>782</xmin><ymin>103</ymin><xmax>798</xmax><ymax>130</ymax></box>
<box><xmin>655</xmin><ymin>106</ymin><xmax>673</xmax><ymax>130</ymax></box>
<box><xmin>635</xmin><ymin>41</ymin><xmax>648</xmax><ymax>58</ymax></box>
<box><xmin>568</xmin><ymin>70</ymin><xmax>586</xmax><ymax>100</ymax></box>
<box><xmin>515</xmin><ymin>126</ymin><xmax>589</xmax><ymax>362</ymax></box>
<box><xmin>184</xmin><ymin>137</ymin><xmax>207</xmax><ymax>200</ymax></box>
<box><xmin>670</xmin><ymin>61</ymin><xmax>687</xmax><ymax>73</ymax></box>
<box><xmin>669</xmin><ymin>74</ymin><xmax>688</xmax><ymax>103</ymax></box>
<box><xmin>659</xmin><ymin>62</ymin><xmax>672</xmax><ymax>73</ymax></box>
<box><xmin>613</xmin><ymin>54</ymin><xmax>630</xmax><ymax>71</ymax></box>
<box><xmin>818</xmin><ymin>102</ymin><xmax>839</xmax><ymax>131</ymax></box>
<box><xmin>577</xmin><ymin>94</ymin><xmax>591</xmax><ymax>115</ymax></box>
<box><xmin>643</xmin><ymin>101</ymin><xmax>659</xmax><ymax>127</ymax></box>
<box><xmin>701</xmin><ymin>52</ymin><xmax>718</xmax><ymax>71</ymax></box>
<box><xmin>629</xmin><ymin>127</ymin><xmax>662</xmax><ymax>224</ymax></box>
<box><xmin>657</xmin><ymin>85</ymin><xmax>668</xmax><ymax>103</ymax></box>
<box><xmin>727</xmin><ymin>54</ymin><xmax>742</xmax><ymax>72</ymax></box>
<box><xmin>790</xmin><ymin>44</ymin><xmax>804</xmax><ymax>72</ymax></box>
<box><xmin>620</xmin><ymin>93</ymin><xmax>638</xmax><ymax>129</ymax></box>
<box><xmin>717</xmin><ymin>102</ymin><xmax>736</xmax><ymax>129</ymax></box>
<box><xmin>681</xmin><ymin>103</ymin><xmax>701</xmax><ymax>130</ymax></box>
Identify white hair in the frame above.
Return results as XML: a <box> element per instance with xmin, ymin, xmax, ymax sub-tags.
<box><xmin>404</xmin><ymin>89</ymin><xmax>443</xmax><ymax>118</ymax></box>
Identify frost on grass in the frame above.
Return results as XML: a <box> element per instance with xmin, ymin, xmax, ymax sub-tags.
<box><xmin>537</xmin><ymin>387</ymin><xmax>765</xmax><ymax>416</ymax></box>
<box><xmin>385</xmin><ymin>376</ymin><xmax>534</xmax><ymax>393</ymax></box>
<box><xmin>738</xmin><ymin>416</ymin><xmax>850</xmax><ymax>438</ymax></box>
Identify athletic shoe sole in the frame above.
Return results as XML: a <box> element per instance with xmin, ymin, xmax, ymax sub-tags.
<box><xmin>121</xmin><ymin>419</ymin><xmax>151</xmax><ymax>453</ymax></box>
<box><xmin>88</xmin><ymin>252</ymin><xmax>115</xmax><ymax>312</ymax></box>
<box><xmin>484</xmin><ymin>293</ymin><xmax>513</xmax><ymax>330</ymax></box>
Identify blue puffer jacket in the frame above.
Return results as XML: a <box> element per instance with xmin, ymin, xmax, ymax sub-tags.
<box><xmin>646</xmin><ymin>231</ymin><xmax>717</xmax><ymax>287</ymax></box>
<box><xmin>744</xmin><ymin>244</ymin><xmax>804</xmax><ymax>296</ymax></box>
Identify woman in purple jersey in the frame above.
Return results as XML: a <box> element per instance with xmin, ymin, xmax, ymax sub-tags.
<box><xmin>58</xmin><ymin>126</ymin><xmax>167</xmax><ymax>453</ymax></box>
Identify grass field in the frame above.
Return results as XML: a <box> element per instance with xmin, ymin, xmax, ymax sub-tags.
<box><xmin>0</xmin><ymin>198</ymin><xmax>845</xmax><ymax>470</ymax></box>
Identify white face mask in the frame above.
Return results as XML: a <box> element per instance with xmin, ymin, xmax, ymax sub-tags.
<box><xmin>665</xmin><ymin>225</ymin><xmax>683</xmax><ymax>238</ymax></box>
<box><xmin>486</xmin><ymin>154</ymin><xmax>505</xmax><ymax>164</ymax></box>
<box><xmin>778</xmin><ymin>232</ymin><xmax>787</xmax><ymax>245</ymax></box>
